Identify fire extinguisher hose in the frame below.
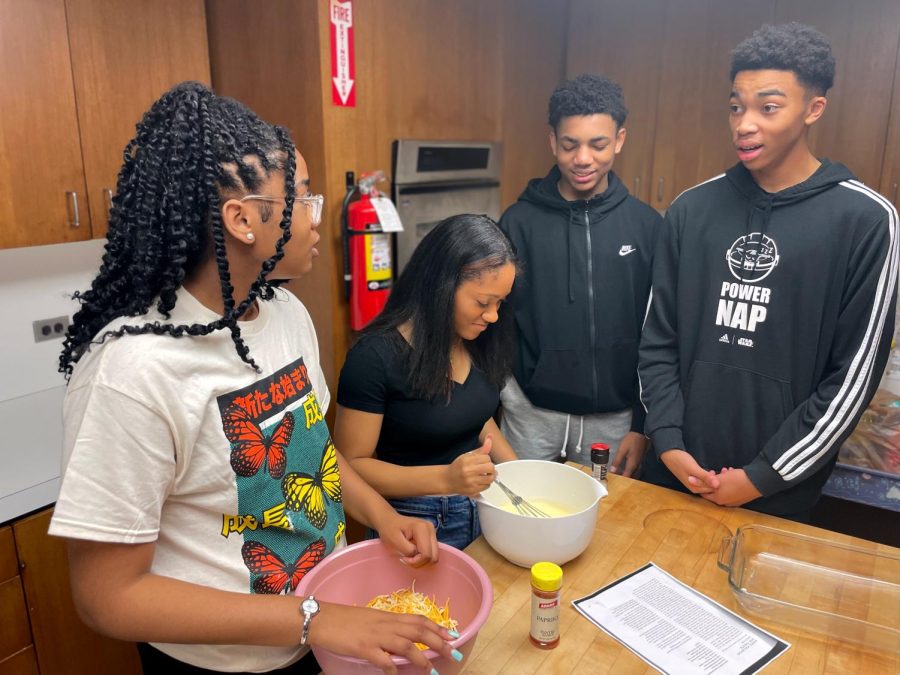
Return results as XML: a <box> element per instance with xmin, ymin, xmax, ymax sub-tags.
<box><xmin>341</xmin><ymin>183</ymin><xmax>359</xmax><ymax>301</ymax></box>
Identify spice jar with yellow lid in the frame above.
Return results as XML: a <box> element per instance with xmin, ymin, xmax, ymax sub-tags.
<box><xmin>529</xmin><ymin>561</ymin><xmax>562</xmax><ymax>648</ymax></box>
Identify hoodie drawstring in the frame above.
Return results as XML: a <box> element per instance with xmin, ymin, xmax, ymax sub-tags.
<box><xmin>739</xmin><ymin>195</ymin><xmax>775</xmax><ymax>282</ymax></box>
<box><xmin>560</xmin><ymin>414</ymin><xmax>570</xmax><ymax>458</ymax></box>
<box><xmin>559</xmin><ymin>414</ymin><xmax>585</xmax><ymax>458</ymax></box>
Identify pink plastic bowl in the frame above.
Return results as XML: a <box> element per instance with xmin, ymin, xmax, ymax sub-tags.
<box><xmin>294</xmin><ymin>540</ymin><xmax>493</xmax><ymax>674</ymax></box>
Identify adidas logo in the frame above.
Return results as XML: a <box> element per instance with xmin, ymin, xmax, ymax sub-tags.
<box><xmin>719</xmin><ymin>333</ymin><xmax>730</xmax><ymax>343</ymax></box>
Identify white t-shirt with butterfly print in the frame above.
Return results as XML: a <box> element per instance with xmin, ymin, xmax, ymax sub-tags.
<box><xmin>50</xmin><ymin>287</ymin><xmax>346</xmax><ymax>673</ymax></box>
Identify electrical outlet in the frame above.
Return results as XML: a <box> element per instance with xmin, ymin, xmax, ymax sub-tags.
<box><xmin>32</xmin><ymin>315</ymin><xmax>70</xmax><ymax>343</ymax></box>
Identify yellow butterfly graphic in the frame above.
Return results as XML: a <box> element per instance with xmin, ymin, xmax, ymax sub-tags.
<box><xmin>282</xmin><ymin>438</ymin><xmax>343</xmax><ymax>530</ymax></box>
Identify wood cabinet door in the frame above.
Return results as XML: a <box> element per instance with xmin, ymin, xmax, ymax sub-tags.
<box><xmin>566</xmin><ymin>0</ymin><xmax>667</xmax><ymax>205</ymax></box>
<box><xmin>0</xmin><ymin>578</ymin><xmax>31</xmax><ymax>663</ymax></box>
<box><xmin>648</xmin><ymin>0</ymin><xmax>776</xmax><ymax>210</ymax></box>
<box><xmin>0</xmin><ymin>525</ymin><xmax>34</xmax><ymax>670</ymax></box>
<box><xmin>0</xmin><ymin>527</ymin><xmax>16</xmax><ymax>583</ymax></box>
<box><xmin>13</xmin><ymin>509</ymin><xmax>141</xmax><ymax>675</ymax></box>
<box><xmin>65</xmin><ymin>0</ymin><xmax>211</xmax><ymax>238</ymax></box>
<box><xmin>775</xmin><ymin>0</ymin><xmax>900</xmax><ymax>191</ymax></box>
<box><xmin>0</xmin><ymin>0</ymin><xmax>91</xmax><ymax>249</ymax></box>
<box><xmin>0</xmin><ymin>646</ymin><xmax>39</xmax><ymax>675</ymax></box>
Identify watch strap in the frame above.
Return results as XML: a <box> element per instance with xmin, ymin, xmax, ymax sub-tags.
<box><xmin>299</xmin><ymin>595</ymin><xmax>318</xmax><ymax>646</ymax></box>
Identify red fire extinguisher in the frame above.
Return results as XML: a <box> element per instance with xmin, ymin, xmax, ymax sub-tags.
<box><xmin>342</xmin><ymin>170</ymin><xmax>393</xmax><ymax>331</ymax></box>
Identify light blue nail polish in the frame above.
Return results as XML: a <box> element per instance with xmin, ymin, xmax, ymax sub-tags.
<box><xmin>430</xmin><ymin>669</ymin><xmax>439</xmax><ymax>675</ymax></box>
<box><xmin>448</xmin><ymin>629</ymin><xmax>460</xmax><ymax>638</ymax></box>
<box><xmin>451</xmin><ymin>649</ymin><xmax>464</xmax><ymax>662</ymax></box>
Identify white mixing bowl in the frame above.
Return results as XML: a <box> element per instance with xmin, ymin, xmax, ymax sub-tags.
<box><xmin>475</xmin><ymin>460</ymin><xmax>605</xmax><ymax>567</ymax></box>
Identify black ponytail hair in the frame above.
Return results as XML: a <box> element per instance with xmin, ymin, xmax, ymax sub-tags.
<box><xmin>59</xmin><ymin>81</ymin><xmax>296</xmax><ymax>378</ymax></box>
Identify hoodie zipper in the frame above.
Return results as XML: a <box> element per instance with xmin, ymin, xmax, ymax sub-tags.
<box><xmin>584</xmin><ymin>206</ymin><xmax>598</xmax><ymax>408</ymax></box>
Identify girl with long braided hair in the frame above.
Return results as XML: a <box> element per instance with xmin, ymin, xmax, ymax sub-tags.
<box><xmin>50</xmin><ymin>82</ymin><xmax>459</xmax><ymax>675</ymax></box>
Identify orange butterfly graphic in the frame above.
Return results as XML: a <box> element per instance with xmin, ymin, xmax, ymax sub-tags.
<box><xmin>223</xmin><ymin>404</ymin><xmax>294</xmax><ymax>478</ymax></box>
<box><xmin>241</xmin><ymin>538</ymin><xmax>325</xmax><ymax>595</ymax></box>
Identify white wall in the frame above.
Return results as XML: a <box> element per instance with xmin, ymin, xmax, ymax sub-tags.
<box><xmin>0</xmin><ymin>239</ymin><xmax>105</xmax><ymax>523</ymax></box>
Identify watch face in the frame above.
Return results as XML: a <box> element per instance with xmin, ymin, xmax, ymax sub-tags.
<box><xmin>302</xmin><ymin>597</ymin><xmax>319</xmax><ymax>615</ymax></box>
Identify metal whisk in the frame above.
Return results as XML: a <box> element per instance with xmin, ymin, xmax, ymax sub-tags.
<box><xmin>494</xmin><ymin>479</ymin><xmax>550</xmax><ymax>518</ymax></box>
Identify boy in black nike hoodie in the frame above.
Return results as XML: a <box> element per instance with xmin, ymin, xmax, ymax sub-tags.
<box><xmin>500</xmin><ymin>75</ymin><xmax>663</xmax><ymax>472</ymax></box>
<box><xmin>639</xmin><ymin>23</ymin><xmax>899</xmax><ymax>520</ymax></box>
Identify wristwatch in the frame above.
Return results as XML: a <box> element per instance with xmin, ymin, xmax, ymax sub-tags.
<box><xmin>299</xmin><ymin>595</ymin><xmax>320</xmax><ymax>646</ymax></box>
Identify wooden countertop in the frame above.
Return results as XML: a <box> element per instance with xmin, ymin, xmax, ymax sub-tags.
<box><xmin>460</xmin><ymin>470</ymin><xmax>900</xmax><ymax>674</ymax></box>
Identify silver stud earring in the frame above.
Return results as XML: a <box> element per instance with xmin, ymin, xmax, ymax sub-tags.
<box><xmin>246</xmin><ymin>232</ymin><xmax>255</xmax><ymax>242</ymax></box>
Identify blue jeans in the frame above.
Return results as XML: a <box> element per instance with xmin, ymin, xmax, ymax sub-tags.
<box><xmin>367</xmin><ymin>495</ymin><xmax>482</xmax><ymax>550</ymax></box>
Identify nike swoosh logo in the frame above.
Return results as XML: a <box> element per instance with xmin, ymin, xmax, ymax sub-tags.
<box><xmin>619</xmin><ymin>248</ymin><xmax>636</xmax><ymax>256</ymax></box>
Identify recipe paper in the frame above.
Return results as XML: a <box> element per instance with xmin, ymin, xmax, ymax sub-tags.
<box><xmin>573</xmin><ymin>563</ymin><xmax>789</xmax><ymax>675</ymax></box>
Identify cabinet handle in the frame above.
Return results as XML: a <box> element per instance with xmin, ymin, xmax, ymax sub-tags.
<box><xmin>893</xmin><ymin>182</ymin><xmax>898</xmax><ymax>206</ymax></box>
<box><xmin>66</xmin><ymin>191</ymin><xmax>81</xmax><ymax>228</ymax></box>
<box><xmin>104</xmin><ymin>187</ymin><xmax>114</xmax><ymax>214</ymax></box>
<box><xmin>634</xmin><ymin>176</ymin><xmax>641</xmax><ymax>196</ymax></box>
<box><xmin>657</xmin><ymin>177</ymin><xmax>665</xmax><ymax>203</ymax></box>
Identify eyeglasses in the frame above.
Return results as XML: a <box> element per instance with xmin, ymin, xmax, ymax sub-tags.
<box><xmin>239</xmin><ymin>193</ymin><xmax>324</xmax><ymax>225</ymax></box>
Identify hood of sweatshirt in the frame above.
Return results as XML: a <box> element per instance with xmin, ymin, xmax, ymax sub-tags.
<box><xmin>724</xmin><ymin>160</ymin><xmax>855</xmax><ymax>283</ymax></box>
<box><xmin>518</xmin><ymin>166</ymin><xmax>630</xmax><ymax>301</ymax></box>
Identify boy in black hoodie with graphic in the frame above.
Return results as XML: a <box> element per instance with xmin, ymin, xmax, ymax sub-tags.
<box><xmin>499</xmin><ymin>75</ymin><xmax>663</xmax><ymax>473</ymax></box>
<box><xmin>639</xmin><ymin>23</ymin><xmax>898</xmax><ymax>520</ymax></box>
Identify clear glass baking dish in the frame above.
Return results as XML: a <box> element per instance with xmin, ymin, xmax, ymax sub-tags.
<box><xmin>717</xmin><ymin>524</ymin><xmax>900</xmax><ymax>653</ymax></box>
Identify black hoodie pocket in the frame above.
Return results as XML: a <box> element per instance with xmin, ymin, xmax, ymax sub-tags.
<box><xmin>683</xmin><ymin>360</ymin><xmax>794</xmax><ymax>470</ymax></box>
<box><xmin>524</xmin><ymin>348</ymin><xmax>593</xmax><ymax>413</ymax></box>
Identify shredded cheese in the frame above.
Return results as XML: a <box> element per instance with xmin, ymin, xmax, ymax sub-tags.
<box><xmin>367</xmin><ymin>581</ymin><xmax>459</xmax><ymax>648</ymax></box>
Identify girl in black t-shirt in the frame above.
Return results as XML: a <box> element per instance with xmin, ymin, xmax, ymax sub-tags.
<box><xmin>335</xmin><ymin>214</ymin><xmax>520</xmax><ymax>549</ymax></box>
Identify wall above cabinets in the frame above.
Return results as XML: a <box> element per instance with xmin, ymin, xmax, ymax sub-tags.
<box><xmin>567</xmin><ymin>0</ymin><xmax>900</xmax><ymax>211</ymax></box>
<box><xmin>0</xmin><ymin>239</ymin><xmax>106</xmax><ymax>523</ymax></box>
<box><xmin>206</xmin><ymin>0</ymin><xmax>569</xmax><ymax>389</ymax></box>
